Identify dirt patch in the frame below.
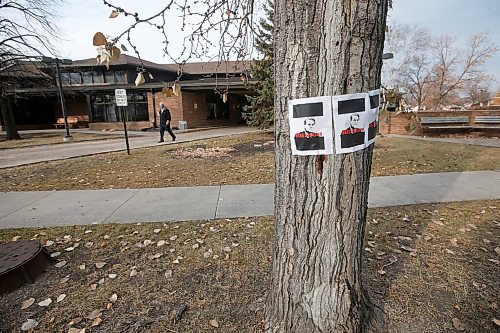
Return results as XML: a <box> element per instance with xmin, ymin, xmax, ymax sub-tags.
<box><xmin>0</xmin><ymin>200</ymin><xmax>498</xmax><ymax>332</ymax></box>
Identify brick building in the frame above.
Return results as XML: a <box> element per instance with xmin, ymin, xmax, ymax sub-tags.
<box><xmin>0</xmin><ymin>55</ymin><xmax>252</xmax><ymax>131</ymax></box>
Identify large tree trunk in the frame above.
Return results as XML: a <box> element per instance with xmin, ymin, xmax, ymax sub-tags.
<box><xmin>0</xmin><ymin>96</ymin><xmax>21</xmax><ymax>140</ymax></box>
<box><xmin>266</xmin><ymin>0</ymin><xmax>389</xmax><ymax>332</ymax></box>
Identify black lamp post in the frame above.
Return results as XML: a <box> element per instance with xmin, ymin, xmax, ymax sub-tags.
<box><xmin>42</xmin><ymin>56</ymin><xmax>73</xmax><ymax>142</ymax></box>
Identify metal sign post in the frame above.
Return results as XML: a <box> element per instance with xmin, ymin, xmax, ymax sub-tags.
<box><xmin>115</xmin><ymin>89</ymin><xmax>130</xmax><ymax>155</ymax></box>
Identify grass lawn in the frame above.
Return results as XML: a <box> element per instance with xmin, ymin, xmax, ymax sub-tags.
<box><xmin>0</xmin><ymin>132</ymin><xmax>498</xmax><ymax>191</ymax></box>
<box><xmin>0</xmin><ymin>132</ymin><xmax>124</xmax><ymax>150</ymax></box>
<box><xmin>0</xmin><ymin>200</ymin><xmax>498</xmax><ymax>332</ymax></box>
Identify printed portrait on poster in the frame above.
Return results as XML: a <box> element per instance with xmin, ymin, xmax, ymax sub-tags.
<box><xmin>288</xmin><ymin>96</ymin><xmax>333</xmax><ymax>156</ymax></box>
<box><xmin>333</xmin><ymin>93</ymin><xmax>369</xmax><ymax>154</ymax></box>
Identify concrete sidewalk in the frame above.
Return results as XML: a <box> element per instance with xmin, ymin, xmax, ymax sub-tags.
<box><xmin>0</xmin><ymin>127</ymin><xmax>261</xmax><ymax>169</ymax></box>
<box><xmin>0</xmin><ymin>171</ymin><xmax>498</xmax><ymax>229</ymax></box>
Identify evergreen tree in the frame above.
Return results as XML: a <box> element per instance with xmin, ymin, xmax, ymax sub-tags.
<box><xmin>243</xmin><ymin>0</ymin><xmax>274</xmax><ymax>129</ymax></box>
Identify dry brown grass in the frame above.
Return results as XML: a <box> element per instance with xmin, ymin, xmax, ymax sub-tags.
<box><xmin>0</xmin><ymin>133</ymin><xmax>498</xmax><ymax>192</ymax></box>
<box><xmin>372</xmin><ymin>136</ymin><xmax>500</xmax><ymax>176</ymax></box>
<box><xmin>0</xmin><ymin>200</ymin><xmax>498</xmax><ymax>332</ymax></box>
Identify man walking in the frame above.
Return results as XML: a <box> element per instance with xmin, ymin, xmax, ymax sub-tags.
<box><xmin>158</xmin><ymin>102</ymin><xmax>176</xmax><ymax>143</ymax></box>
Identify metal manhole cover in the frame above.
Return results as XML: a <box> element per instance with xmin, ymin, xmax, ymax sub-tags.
<box><xmin>0</xmin><ymin>240</ymin><xmax>52</xmax><ymax>295</ymax></box>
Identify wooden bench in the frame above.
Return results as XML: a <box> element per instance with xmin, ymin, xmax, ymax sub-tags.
<box><xmin>54</xmin><ymin>116</ymin><xmax>79</xmax><ymax>129</ymax></box>
<box><xmin>419</xmin><ymin>116</ymin><xmax>472</xmax><ymax>130</ymax></box>
<box><xmin>473</xmin><ymin>115</ymin><xmax>500</xmax><ymax>129</ymax></box>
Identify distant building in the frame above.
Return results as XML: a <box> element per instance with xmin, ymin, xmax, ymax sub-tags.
<box><xmin>0</xmin><ymin>55</ymin><xmax>253</xmax><ymax>131</ymax></box>
<box><xmin>470</xmin><ymin>92</ymin><xmax>500</xmax><ymax>110</ymax></box>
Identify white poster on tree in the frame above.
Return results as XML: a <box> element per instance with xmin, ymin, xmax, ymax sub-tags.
<box><xmin>289</xmin><ymin>96</ymin><xmax>334</xmax><ymax>156</ymax></box>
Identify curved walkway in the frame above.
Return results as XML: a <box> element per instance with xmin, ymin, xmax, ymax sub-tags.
<box><xmin>0</xmin><ymin>127</ymin><xmax>261</xmax><ymax>169</ymax></box>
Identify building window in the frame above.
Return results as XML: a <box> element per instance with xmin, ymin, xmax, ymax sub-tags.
<box><xmin>82</xmin><ymin>72</ymin><xmax>93</xmax><ymax>84</ymax></box>
<box><xmin>124</xmin><ymin>92</ymin><xmax>149</xmax><ymax>121</ymax></box>
<box><xmin>61</xmin><ymin>73</ymin><xmax>71</xmax><ymax>85</ymax></box>
<box><xmin>114</xmin><ymin>71</ymin><xmax>126</xmax><ymax>83</ymax></box>
<box><xmin>70</xmin><ymin>72</ymin><xmax>82</xmax><ymax>85</ymax></box>
<box><xmin>206</xmin><ymin>92</ymin><xmax>229</xmax><ymax>119</ymax></box>
<box><xmin>104</xmin><ymin>71</ymin><xmax>115</xmax><ymax>84</ymax></box>
<box><xmin>91</xmin><ymin>92</ymin><xmax>149</xmax><ymax>122</ymax></box>
<box><xmin>92</xmin><ymin>71</ymin><xmax>104</xmax><ymax>84</ymax></box>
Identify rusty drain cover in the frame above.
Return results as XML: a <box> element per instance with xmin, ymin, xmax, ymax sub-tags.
<box><xmin>0</xmin><ymin>240</ymin><xmax>53</xmax><ymax>295</ymax></box>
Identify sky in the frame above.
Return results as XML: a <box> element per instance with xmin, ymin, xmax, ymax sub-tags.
<box><xmin>55</xmin><ymin>0</ymin><xmax>499</xmax><ymax>86</ymax></box>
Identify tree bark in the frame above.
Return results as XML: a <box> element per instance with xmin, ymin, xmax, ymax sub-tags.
<box><xmin>0</xmin><ymin>96</ymin><xmax>21</xmax><ymax>140</ymax></box>
<box><xmin>266</xmin><ymin>0</ymin><xmax>389</xmax><ymax>332</ymax></box>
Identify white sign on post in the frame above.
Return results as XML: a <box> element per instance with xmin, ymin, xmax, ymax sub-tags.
<box><xmin>115</xmin><ymin>89</ymin><xmax>128</xmax><ymax>106</ymax></box>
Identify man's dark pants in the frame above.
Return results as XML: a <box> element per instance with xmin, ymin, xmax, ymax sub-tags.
<box><xmin>160</xmin><ymin>124</ymin><xmax>176</xmax><ymax>142</ymax></box>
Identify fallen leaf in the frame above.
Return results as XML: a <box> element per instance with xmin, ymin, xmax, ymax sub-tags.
<box><xmin>147</xmin><ymin>253</ymin><xmax>162</xmax><ymax>260</ymax></box>
<box><xmin>452</xmin><ymin>317</ymin><xmax>465</xmax><ymax>331</ymax></box>
<box><xmin>109</xmin><ymin>293</ymin><xmax>118</xmax><ymax>303</ymax></box>
<box><xmin>192</xmin><ymin>243</ymin><xmax>199</xmax><ymax>249</ymax></box>
<box><xmin>493</xmin><ymin>318</ymin><xmax>500</xmax><ymax>326</ymax></box>
<box><xmin>57</xmin><ymin>294</ymin><xmax>67</xmax><ymax>303</ymax></box>
<box><xmin>143</xmin><ymin>240</ymin><xmax>152</xmax><ymax>246</ymax></box>
<box><xmin>377</xmin><ymin>269</ymin><xmax>386</xmax><ymax>275</ymax></box>
<box><xmin>157</xmin><ymin>240</ymin><xmax>166</xmax><ymax>247</ymax></box>
<box><xmin>60</xmin><ymin>276</ymin><xmax>70</xmax><ymax>284</ymax></box>
<box><xmin>446</xmin><ymin>249</ymin><xmax>455</xmax><ymax>255</ymax></box>
<box><xmin>488</xmin><ymin>259</ymin><xmax>500</xmax><ymax>265</ymax></box>
<box><xmin>55</xmin><ymin>260</ymin><xmax>67</xmax><ymax>268</ymax></box>
<box><xmin>86</xmin><ymin>309</ymin><xmax>102</xmax><ymax>320</ymax></box>
<box><xmin>38</xmin><ymin>298</ymin><xmax>52</xmax><ymax>307</ymax></box>
<box><xmin>108</xmin><ymin>273</ymin><xmax>117</xmax><ymax>279</ymax></box>
<box><xmin>495</xmin><ymin>247</ymin><xmax>500</xmax><ymax>255</ymax></box>
<box><xmin>79</xmin><ymin>264</ymin><xmax>86</xmax><ymax>270</ymax></box>
<box><xmin>68</xmin><ymin>317</ymin><xmax>82</xmax><ymax>326</ymax></box>
<box><xmin>400</xmin><ymin>245</ymin><xmax>416</xmax><ymax>253</ymax></box>
<box><xmin>95</xmin><ymin>262</ymin><xmax>107</xmax><ymax>269</ymax></box>
<box><xmin>51</xmin><ymin>252</ymin><xmax>61</xmax><ymax>258</ymax></box>
<box><xmin>21</xmin><ymin>319</ymin><xmax>38</xmax><ymax>331</ymax></box>
<box><xmin>21</xmin><ymin>298</ymin><xmax>35</xmax><ymax>310</ymax></box>
<box><xmin>68</xmin><ymin>328</ymin><xmax>85</xmax><ymax>333</ymax></box>
<box><xmin>90</xmin><ymin>284</ymin><xmax>98</xmax><ymax>291</ymax></box>
<box><xmin>154</xmin><ymin>228</ymin><xmax>161</xmax><ymax>234</ymax></box>
<box><xmin>450</xmin><ymin>238</ymin><xmax>458</xmax><ymax>247</ymax></box>
<box><xmin>106</xmin><ymin>302</ymin><xmax>113</xmax><ymax>310</ymax></box>
<box><xmin>170</xmin><ymin>235</ymin><xmax>178</xmax><ymax>241</ymax></box>
<box><xmin>432</xmin><ymin>220</ymin><xmax>445</xmax><ymax>226</ymax></box>
<box><xmin>45</xmin><ymin>240</ymin><xmax>54</xmax><ymax>246</ymax></box>
<box><xmin>223</xmin><ymin>246</ymin><xmax>232</xmax><ymax>252</ymax></box>
<box><xmin>65</xmin><ymin>246</ymin><xmax>75</xmax><ymax>252</ymax></box>
<box><xmin>130</xmin><ymin>269</ymin><xmax>138</xmax><ymax>277</ymax></box>
<box><xmin>165</xmin><ymin>270</ymin><xmax>173</xmax><ymax>279</ymax></box>
<box><xmin>91</xmin><ymin>317</ymin><xmax>102</xmax><ymax>327</ymax></box>
<box><xmin>84</xmin><ymin>230</ymin><xmax>92</xmax><ymax>234</ymax></box>
<box><xmin>209</xmin><ymin>318</ymin><xmax>219</xmax><ymax>328</ymax></box>
<box><xmin>12</xmin><ymin>236</ymin><xmax>21</xmax><ymax>241</ymax></box>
